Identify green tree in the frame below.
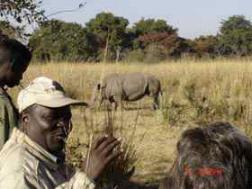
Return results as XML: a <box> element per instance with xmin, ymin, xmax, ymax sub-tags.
<box><xmin>29</xmin><ymin>19</ymin><xmax>99</xmax><ymax>62</ymax></box>
<box><xmin>0</xmin><ymin>21</ymin><xmax>24</xmax><ymax>39</ymax></box>
<box><xmin>131</xmin><ymin>18</ymin><xmax>190</xmax><ymax>60</ymax></box>
<box><xmin>0</xmin><ymin>0</ymin><xmax>44</xmax><ymax>40</ymax></box>
<box><xmin>217</xmin><ymin>15</ymin><xmax>252</xmax><ymax>56</ymax></box>
<box><xmin>85</xmin><ymin>12</ymin><xmax>129</xmax><ymax>62</ymax></box>
<box><xmin>131</xmin><ymin>18</ymin><xmax>178</xmax><ymax>53</ymax></box>
<box><xmin>220</xmin><ymin>15</ymin><xmax>252</xmax><ymax>34</ymax></box>
<box><xmin>132</xmin><ymin>18</ymin><xmax>177</xmax><ymax>36</ymax></box>
<box><xmin>129</xmin><ymin>32</ymin><xmax>192</xmax><ymax>61</ymax></box>
<box><xmin>0</xmin><ymin>0</ymin><xmax>45</xmax><ymax>24</ymax></box>
<box><xmin>193</xmin><ymin>35</ymin><xmax>218</xmax><ymax>57</ymax></box>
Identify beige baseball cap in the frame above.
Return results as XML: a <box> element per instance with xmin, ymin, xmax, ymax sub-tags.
<box><xmin>17</xmin><ymin>76</ymin><xmax>88</xmax><ymax>112</ymax></box>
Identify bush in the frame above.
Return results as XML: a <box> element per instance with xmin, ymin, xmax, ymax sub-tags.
<box><xmin>144</xmin><ymin>44</ymin><xmax>168</xmax><ymax>63</ymax></box>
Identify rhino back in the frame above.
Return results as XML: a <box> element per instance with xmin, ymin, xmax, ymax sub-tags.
<box><xmin>122</xmin><ymin>73</ymin><xmax>147</xmax><ymax>101</ymax></box>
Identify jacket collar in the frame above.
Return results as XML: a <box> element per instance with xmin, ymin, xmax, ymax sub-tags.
<box><xmin>11</xmin><ymin>128</ymin><xmax>62</xmax><ymax>170</ymax></box>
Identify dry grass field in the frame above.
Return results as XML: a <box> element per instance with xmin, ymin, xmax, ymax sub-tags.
<box><xmin>9</xmin><ymin>58</ymin><xmax>252</xmax><ymax>186</ymax></box>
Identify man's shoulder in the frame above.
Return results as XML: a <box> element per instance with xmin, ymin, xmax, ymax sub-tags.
<box><xmin>0</xmin><ymin>142</ymin><xmax>38</xmax><ymax>175</ymax></box>
<box><xmin>0</xmin><ymin>143</ymin><xmax>26</xmax><ymax>171</ymax></box>
<box><xmin>0</xmin><ymin>94</ymin><xmax>9</xmax><ymax>104</ymax></box>
<box><xmin>0</xmin><ymin>93</ymin><xmax>13</xmax><ymax>110</ymax></box>
<box><xmin>0</xmin><ymin>144</ymin><xmax>31</xmax><ymax>189</ymax></box>
<box><xmin>0</xmin><ymin>144</ymin><xmax>26</xmax><ymax>188</ymax></box>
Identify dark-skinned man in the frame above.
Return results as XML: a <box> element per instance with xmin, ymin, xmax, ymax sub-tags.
<box><xmin>0</xmin><ymin>77</ymin><xmax>121</xmax><ymax>189</ymax></box>
<box><xmin>0</xmin><ymin>35</ymin><xmax>31</xmax><ymax>149</ymax></box>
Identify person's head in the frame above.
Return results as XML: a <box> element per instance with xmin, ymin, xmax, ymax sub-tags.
<box><xmin>160</xmin><ymin>122</ymin><xmax>252</xmax><ymax>189</ymax></box>
<box><xmin>17</xmin><ymin>77</ymin><xmax>88</xmax><ymax>156</ymax></box>
<box><xmin>0</xmin><ymin>35</ymin><xmax>31</xmax><ymax>87</ymax></box>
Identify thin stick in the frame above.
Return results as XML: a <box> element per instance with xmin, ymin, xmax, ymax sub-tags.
<box><xmin>85</xmin><ymin>134</ymin><xmax>93</xmax><ymax>173</ymax></box>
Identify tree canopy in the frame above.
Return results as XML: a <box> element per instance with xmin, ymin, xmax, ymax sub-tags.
<box><xmin>1</xmin><ymin>2</ymin><xmax>249</xmax><ymax>63</ymax></box>
<box><xmin>218</xmin><ymin>15</ymin><xmax>252</xmax><ymax>56</ymax></box>
<box><xmin>85</xmin><ymin>12</ymin><xmax>129</xmax><ymax>61</ymax></box>
<box><xmin>132</xmin><ymin>18</ymin><xmax>177</xmax><ymax>36</ymax></box>
<box><xmin>29</xmin><ymin>20</ymin><xmax>99</xmax><ymax>62</ymax></box>
<box><xmin>0</xmin><ymin>21</ymin><xmax>24</xmax><ymax>38</ymax></box>
<box><xmin>0</xmin><ymin>0</ymin><xmax>44</xmax><ymax>24</ymax></box>
<box><xmin>2</xmin><ymin>1</ymin><xmax>252</xmax><ymax>62</ymax></box>
<box><xmin>220</xmin><ymin>15</ymin><xmax>252</xmax><ymax>34</ymax></box>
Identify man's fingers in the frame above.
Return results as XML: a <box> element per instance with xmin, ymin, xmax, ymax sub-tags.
<box><xmin>101</xmin><ymin>140</ymin><xmax>120</xmax><ymax>156</ymax></box>
<box><xmin>105</xmin><ymin>150</ymin><xmax>121</xmax><ymax>164</ymax></box>
<box><xmin>93</xmin><ymin>135</ymin><xmax>108</xmax><ymax>149</ymax></box>
<box><xmin>97</xmin><ymin>137</ymin><xmax>117</xmax><ymax>152</ymax></box>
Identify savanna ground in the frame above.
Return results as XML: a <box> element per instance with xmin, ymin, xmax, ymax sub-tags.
<box><xmin>9</xmin><ymin>58</ymin><xmax>252</xmax><ymax>187</ymax></box>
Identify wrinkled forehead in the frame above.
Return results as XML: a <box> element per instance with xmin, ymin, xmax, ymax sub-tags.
<box><xmin>25</xmin><ymin>104</ymin><xmax>72</xmax><ymax>118</ymax></box>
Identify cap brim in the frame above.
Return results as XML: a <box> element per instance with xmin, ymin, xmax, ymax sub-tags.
<box><xmin>36</xmin><ymin>96</ymin><xmax>88</xmax><ymax>108</ymax></box>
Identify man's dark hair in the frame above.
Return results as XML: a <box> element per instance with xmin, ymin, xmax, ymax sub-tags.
<box><xmin>160</xmin><ymin>122</ymin><xmax>252</xmax><ymax>189</ymax></box>
<box><xmin>0</xmin><ymin>35</ymin><xmax>32</xmax><ymax>71</ymax></box>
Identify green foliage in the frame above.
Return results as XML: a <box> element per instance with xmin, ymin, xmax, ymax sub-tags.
<box><xmin>131</xmin><ymin>19</ymin><xmax>191</xmax><ymax>61</ymax></box>
<box><xmin>22</xmin><ymin>13</ymin><xmax>252</xmax><ymax>62</ymax></box>
<box><xmin>0</xmin><ymin>0</ymin><xmax>45</xmax><ymax>24</ymax></box>
<box><xmin>0</xmin><ymin>21</ymin><xmax>24</xmax><ymax>39</ymax></box>
<box><xmin>135</xmin><ymin>32</ymin><xmax>193</xmax><ymax>60</ymax></box>
<box><xmin>132</xmin><ymin>18</ymin><xmax>177</xmax><ymax>36</ymax></box>
<box><xmin>124</xmin><ymin>49</ymin><xmax>145</xmax><ymax>62</ymax></box>
<box><xmin>217</xmin><ymin>15</ymin><xmax>252</xmax><ymax>56</ymax></box>
<box><xmin>220</xmin><ymin>15</ymin><xmax>252</xmax><ymax>34</ymax></box>
<box><xmin>143</xmin><ymin>44</ymin><xmax>168</xmax><ymax>63</ymax></box>
<box><xmin>85</xmin><ymin>12</ymin><xmax>129</xmax><ymax>61</ymax></box>
<box><xmin>193</xmin><ymin>35</ymin><xmax>218</xmax><ymax>57</ymax></box>
<box><xmin>0</xmin><ymin>0</ymin><xmax>44</xmax><ymax>39</ymax></box>
<box><xmin>29</xmin><ymin>20</ymin><xmax>99</xmax><ymax>62</ymax></box>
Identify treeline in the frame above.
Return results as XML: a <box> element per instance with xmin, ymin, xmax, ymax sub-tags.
<box><xmin>1</xmin><ymin>12</ymin><xmax>252</xmax><ymax>62</ymax></box>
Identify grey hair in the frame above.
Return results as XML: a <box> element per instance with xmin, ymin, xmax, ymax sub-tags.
<box><xmin>160</xmin><ymin>122</ymin><xmax>252</xmax><ymax>189</ymax></box>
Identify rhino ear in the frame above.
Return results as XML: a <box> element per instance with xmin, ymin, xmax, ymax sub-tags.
<box><xmin>97</xmin><ymin>83</ymin><xmax>101</xmax><ymax>90</ymax></box>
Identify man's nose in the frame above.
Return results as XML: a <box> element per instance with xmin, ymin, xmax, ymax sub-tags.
<box><xmin>57</xmin><ymin>120</ymin><xmax>72</xmax><ymax>135</ymax></box>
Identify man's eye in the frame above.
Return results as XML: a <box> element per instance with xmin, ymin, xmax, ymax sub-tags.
<box><xmin>43</xmin><ymin>115</ymin><xmax>54</xmax><ymax>121</ymax></box>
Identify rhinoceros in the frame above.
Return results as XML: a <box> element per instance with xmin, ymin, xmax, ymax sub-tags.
<box><xmin>90</xmin><ymin>72</ymin><xmax>162</xmax><ymax>110</ymax></box>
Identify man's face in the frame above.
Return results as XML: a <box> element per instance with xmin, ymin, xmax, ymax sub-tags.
<box><xmin>5</xmin><ymin>55</ymin><xmax>29</xmax><ymax>87</ymax></box>
<box><xmin>26</xmin><ymin>105</ymin><xmax>72</xmax><ymax>154</ymax></box>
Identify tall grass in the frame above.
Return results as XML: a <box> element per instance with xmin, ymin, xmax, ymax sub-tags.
<box><xmin>9</xmin><ymin>59</ymin><xmax>252</xmax><ymax>183</ymax></box>
<box><xmin>90</xmin><ymin>108</ymin><xmax>139</xmax><ymax>188</ymax></box>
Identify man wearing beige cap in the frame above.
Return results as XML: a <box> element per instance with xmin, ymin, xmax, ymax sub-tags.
<box><xmin>0</xmin><ymin>77</ymin><xmax>121</xmax><ymax>189</ymax></box>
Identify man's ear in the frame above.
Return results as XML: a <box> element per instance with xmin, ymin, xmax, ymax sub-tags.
<box><xmin>20</xmin><ymin>112</ymin><xmax>31</xmax><ymax>134</ymax></box>
<box><xmin>21</xmin><ymin>112</ymin><xmax>29</xmax><ymax>124</ymax></box>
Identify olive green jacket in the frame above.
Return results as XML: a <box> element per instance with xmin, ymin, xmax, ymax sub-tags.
<box><xmin>0</xmin><ymin>88</ymin><xmax>18</xmax><ymax>149</ymax></box>
<box><xmin>0</xmin><ymin>128</ymin><xmax>95</xmax><ymax>189</ymax></box>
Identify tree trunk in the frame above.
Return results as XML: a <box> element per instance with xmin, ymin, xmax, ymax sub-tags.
<box><xmin>103</xmin><ymin>30</ymin><xmax>110</xmax><ymax>62</ymax></box>
<box><xmin>116</xmin><ymin>46</ymin><xmax>121</xmax><ymax>63</ymax></box>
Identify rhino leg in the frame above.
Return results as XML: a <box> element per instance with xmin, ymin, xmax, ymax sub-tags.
<box><xmin>113</xmin><ymin>101</ymin><xmax>118</xmax><ymax>111</ymax></box>
<box><xmin>112</xmin><ymin>95</ymin><xmax>124</xmax><ymax>111</ymax></box>
<box><xmin>153</xmin><ymin>96</ymin><xmax>160</xmax><ymax>110</ymax></box>
<box><xmin>152</xmin><ymin>92</ymin><xmax>162</xmax><ymax>110</ymax></box>
<box><xmin>103</xmin><ymin>100</ymin><xmax>112</xmax><ymax>111</ymax></box>
<box><xmin>116</xmin><ymin>100</ymin><xmax>126</xmax><ymax>111</ymax></box>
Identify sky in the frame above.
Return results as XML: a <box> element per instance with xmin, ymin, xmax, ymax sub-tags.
<box><xmin>41</xmin><ymin>0</ymin><xmax>252</xmax><ymax>39</ymax></box>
